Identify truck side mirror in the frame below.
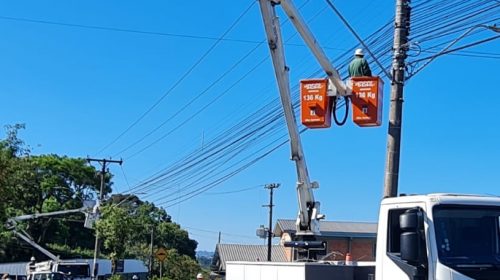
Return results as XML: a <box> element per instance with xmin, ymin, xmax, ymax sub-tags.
<box><xmin>401</xmin><ymin>232</ymin><xmax>419</xmax><ymax>263</ymax></box>
<box><xmin>399</xmin><ymin>209</ymin><xmax>422</xmax><ymax>264</ymax></box>
<box><xmin>400</xmin><ymin>209</ymin><xmax>418</xmax><ymax>230</ymax></box>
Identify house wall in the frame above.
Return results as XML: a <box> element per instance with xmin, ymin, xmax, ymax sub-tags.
<box><xmin>278</xmin><ymin>235</ymin><xmax>376</xmax><ymax>262</ymax></box>
<box><xmin>325</xmin><ymin>238</ymin><xmax>375</xmax><ymax>262</ymax></box>
<box><xmin>279</xmin><ymin>233</ymin><xmax>294</xmax><ymax>262</ymax></box>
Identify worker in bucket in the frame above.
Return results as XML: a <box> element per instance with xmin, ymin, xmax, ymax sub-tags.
<box><xmin>348</xmin><ymin>48</ymin><xmax>372</xmax><ymax>77</ymax></box>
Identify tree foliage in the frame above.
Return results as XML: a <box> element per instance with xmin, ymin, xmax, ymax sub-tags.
<box><xmin>96</xmin><ymin>195</ymin><xmax>198</xmax><ymax>261</ymax></box>
<box><xmin>0</xmin><ymin>124</ymin><xmax>106</xmax><ymax>260</ymax></box>
<box><xmin>0</xmin><ymin>124</ymin><xmax>201</xmax><ymax>278</ymax></box>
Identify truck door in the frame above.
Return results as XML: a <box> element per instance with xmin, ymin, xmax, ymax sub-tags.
<box><xmin>377</xmin><ymin>204</ymin><xmax>429</xmax><ymax>280</ymax></box>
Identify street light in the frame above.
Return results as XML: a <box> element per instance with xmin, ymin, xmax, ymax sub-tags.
<box><xmin>113</xmin><ymin>192</ymin><xmax>147</xmax><ymax>208</ymax></box>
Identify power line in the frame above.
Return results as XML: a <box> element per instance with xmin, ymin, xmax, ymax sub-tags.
<box><xmin>115</xmin><ymin>46</ymin><xmax>268</xmax><ymax>159</ymax></box>
<box><xmin>184</xmin><ymin>226</ymin><xmax>257</xmax><ymax>240</ymax></box>
<box><xmin>123</xmin><ymin>10</ymin><xmax>397</xmax><ymax>203</ymax></box>
<box><xmin>119</xmin><ymin>0</ymin><xmax>499</xmax><ymax>207</ymax></box>
<box><xmin>0</xmin><ymin>15</ymin><xmax>261</xmax><ymax>44</ymax></box>
<box><xmin>107</xmin><ymin>0</ymin><xmax>321</xmax><ymax>159</ymax></box>
<box><xmin>204</xmin><ymin>184</ymin><xmax>265</xmax><ymax>195</ymax></box>
<box><xmin>95</xmin><ymin>1</ymin><xmax>256</xmax><ymax>155</ymax></box>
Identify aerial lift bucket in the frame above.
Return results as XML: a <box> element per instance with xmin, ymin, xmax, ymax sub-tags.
<box><xmin>300</xmin><ymin>79</ymin><xmax>331</xmax><ymax>128</ymax></box>
<box><xmin>350</xmin><ymin>76</ymin><xmax>384</xmax><ymax>127</ymax></box>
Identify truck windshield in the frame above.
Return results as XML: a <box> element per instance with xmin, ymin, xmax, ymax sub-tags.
<box><xmin>56</xmin><ymin>265</ymin><xmax>90</xmax><ymax>278</ymax></box>
<box><xmin>434</xmin><ymin>205</ymin><xmax>500</xmax><ymax>275</ymax></box>
<box><xmin>33</xmin><ymin>273</ymin><xmax>66</xmax><ymax>280</ymax></box>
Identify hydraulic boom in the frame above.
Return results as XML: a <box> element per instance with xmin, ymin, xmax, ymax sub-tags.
<box><xmin>258</xmin><ymin>0</ymin><xmax>349</xmax><ymax>257</ymax></box>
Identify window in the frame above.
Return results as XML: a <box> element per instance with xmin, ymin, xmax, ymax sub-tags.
<box><xmin>433</xmin><ymin>205</ymin><xmax>500</xmax><ymax>264</ymax></box>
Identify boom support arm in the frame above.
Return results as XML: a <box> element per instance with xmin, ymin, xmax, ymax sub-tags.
<box><xmin>258</xmin><ymin>0</ymin><xmax>329</xmax><ymax>237</ymax></box>
<box><xmin>277</xmin><ymin>0</ymin><xmax>347</xmax><ymax>96</ymax></box>
<box><xmin>5</xmin><ymin>201</ymin><xmax>96</xmax><ymax>261</ymax></box>
<box><xmin>11</xmin><ymin>229</ymin><xmax>59</xmax><ymax>260</ymax></box>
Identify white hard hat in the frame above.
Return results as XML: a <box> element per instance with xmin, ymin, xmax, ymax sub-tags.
<box><xmin>196</xmin><ymin>273</ymin><xmax>204</xmax><ymax>279</ymax></box>
<box><xmin>354</xmin><ymin>48</ymin><xmax>364</xmax><ymax>56</ymax></box>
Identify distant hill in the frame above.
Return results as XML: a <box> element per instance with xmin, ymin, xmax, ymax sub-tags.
<box><xmin>196</xmin><ymin>250</ymin><xmax>214</xmax><ymax>258</ymax></box>
<box><xmin>196</xmin><ymin>251</ymin><xmax>214</xmax><ymax>269</ymax></box>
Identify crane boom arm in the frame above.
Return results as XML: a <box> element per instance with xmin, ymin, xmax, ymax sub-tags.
<box><xmin>278</xmin><ymin>0</ymin><xmax>347</xmax><ymax>96</ymax></box>
<box><xmin>258</xmin><ymin>0</ymin><xmax>333</xmax><ymax>236</ymax></box>
<box><xmin>10</xmin><ymin>207</ymin><xmax>90</xmax><ymax>222</ymax></box>
<box><xmin>5</xmin><ymin>201</ymin><xmax>96</xmax><ymax>261</ymax></box>
<box><xmin>11</xmin><ymin>229</ymin><xmax>59</xmax><ymax>261</ymax></box>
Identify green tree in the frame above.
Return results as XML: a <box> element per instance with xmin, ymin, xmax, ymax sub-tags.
<box><xmin>95</xmin><ymin>205</ymin><xmax>137</xmax><ymax>259</ymax></box>
<box><xmin>0</xmin><ymin>124</ymin><xmax>104</xmax><ymax>261</ymax></box>
<box><xmin>156</xmin><ymin>223</ymin><xmax>197</xmax><ymax>259</ymax></box>
<box><xmin>160</xmin><ymin>249</ymin><xmax>200</xmax><ymax>280</ymax></box>
<box><xmin>97</xmin><ymin>195</ymin><xmax>197</xmax><ymax>259</ymax></box>
<box><xmin>0</xmin><ymin>124</ymin><xmax>36</xmax><ymax>260</ymax></box>
<box><xmin>0</xmin><ymin>124</ymin><xmax>200</xmax><ymax>269</ymax></box>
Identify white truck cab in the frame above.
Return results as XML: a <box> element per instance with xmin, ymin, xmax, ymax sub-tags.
<box><xmin>29</xmin><ymin>271</ymin><xmax>67</xmax><ymax>280</ymax></box>
<box><xmin>32</xmin><ymin>261</ymin><xmax>91</xmax><ymax>280</ymax></box>
<box><xmin>377</xmin><ymin>193</ymin><xmax>500</xmax><ymax>280</ymax></box>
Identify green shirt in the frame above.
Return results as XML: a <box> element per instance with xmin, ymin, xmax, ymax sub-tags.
<box><xmin>348</xmin><ymin>57</ymin><xmax>372</xmax><ymax>77</ymax></box>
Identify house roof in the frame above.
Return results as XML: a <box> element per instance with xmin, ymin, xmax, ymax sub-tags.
<box><xmin>211</xmin><ymin>244</ymin><xmax>288</xmax><ymax>272</ymax></box>
<box><xmin>274</xmin><ymin>219</ymin><xmax>377</xmax><ymax>238</ymax></box>
<box><xmin>0</xmin><ymin>262</ymin><xmax>28</xmax><ymax>276</ymax></box>
<box><xmin>0</xmin><ymin>259</ymin><xmax>147</xmax><ymax>277</ymax></box>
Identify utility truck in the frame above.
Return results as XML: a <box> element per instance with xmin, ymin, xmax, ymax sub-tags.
<box><xmin>29</xmin><ymin>271</ymin><xmax>68</xmax><ymax>280</ymax></box>
<box><xmin>29</xmin><ymin>260</ymin><xmax>91</xmax><ymax>280</ymax></box>
<box><xmin>5</xmin><ymin>201</ymin><xmax>96</xmax><ymax>280</ymax></box>
<box><xmin>228</xmin><ymin>193</ymin><xmax>500</xmax><ymax>280</ymax></box>
<box><xmin>226</xmin><ymin>0</ymin><xmax>500</xmax><ymax>279</ymax></box>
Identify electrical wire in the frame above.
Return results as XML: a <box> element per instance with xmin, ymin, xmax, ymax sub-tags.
<box><xmin>126</xmin><ymin>8</ymin><xmax>398</xmax><ymax>203</ymax></box>
<box><xmin>0</xmin><ymin>15</ymin><xmax>261</xmax><ymax>44</ymax></box>
<box><xmin>95</xmin><ymin>1</ymin><xmax>257</xmax><ymax>155</ymax></box>
<box><xmin>115</xmin><ymin>0</ymin><xmax>499</xmax><ymax>208</ymax></box>
<box><xmin>331</xmin><ymin>96</ymin><xmax>349</xmax><ymax>126</ymax></box>
<box><xmin>108</xmin><ymin>0</ymin><xmax>319</xmax><ymax>159</ymax></box>
<box><xmin>204</xmin><ymin>184</ymin><xmax>265</xmax><ymax>195</ymax></box>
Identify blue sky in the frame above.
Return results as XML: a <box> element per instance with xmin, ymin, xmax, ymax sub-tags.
<box><xmin>1</xmin><ymin>0</ymin><xmax>499</xmax><ymax>252</ymax></box>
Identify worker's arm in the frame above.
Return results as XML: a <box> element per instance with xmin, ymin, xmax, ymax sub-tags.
<box><xmin>363</xmin><ymin>59</ymin><xmax>372</xmax><ymax>76</ymax></box>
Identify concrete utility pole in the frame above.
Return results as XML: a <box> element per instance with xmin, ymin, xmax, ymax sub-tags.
<box><xmin>263</xmin><ymin>183</ymin><xmax>280</xmax><ymax>261</ymax></box>
<box><xmin>87</xmin><ymin>157</ymin><xmax>123</xmax><ymax>279</ymax></box>
<box><xmin>384</xmin><ymin>0</ymin><xmax>411</xmax><ymax>198</ymax></box>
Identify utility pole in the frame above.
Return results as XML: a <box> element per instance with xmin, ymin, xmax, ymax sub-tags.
<box><xmin>384</xmin><ymin>0</ymin><xmax>411</xmax><ymax>198</ymax></box>
<box><xmin>87</xmin><ymin>157</ymin><xmax>123</xmax><ymax>280</ymax></box>
<box><xmin>263</xmin><ymin>183</ymin><xmax>280</xmax><ymax>261</ymax></box>
<box><xmin>149</xmin><ymin>227</ymin><xmax>154</xmax><ymax>280</ymax></box>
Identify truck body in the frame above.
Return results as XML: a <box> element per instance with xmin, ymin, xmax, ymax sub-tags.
<box><xmin>254</xmin><ymin>0</ymin><xmax>500</xmax><ymax>279</ymax></box>
<box><xmin>227</xmin><ymin>261</ymin><xmax>374</xmax><ymax>280</ymax></box>
<box><xmin>227</xmin><ymin>193</ymin><xmax>500</xmax><ymax>279</ymax></box>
